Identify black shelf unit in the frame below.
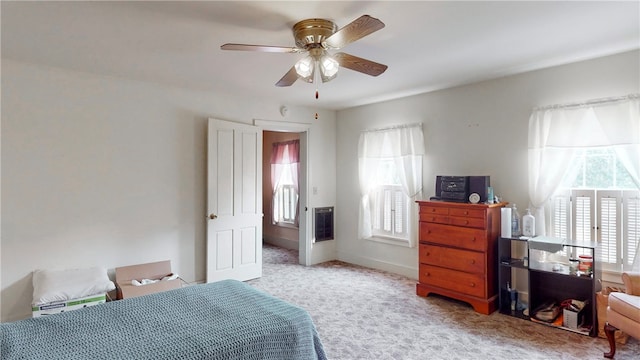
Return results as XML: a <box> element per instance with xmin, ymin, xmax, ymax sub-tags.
<box><xmin>498</xmin><ymin>236</ymin><xmax>601</xmax><ymax>336</ymax></box>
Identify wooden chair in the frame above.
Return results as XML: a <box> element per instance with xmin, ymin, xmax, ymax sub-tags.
<box><xmin>603</xmin><ymin>272</ymin><xmax>640</xmax><ymax>358</ymax></box>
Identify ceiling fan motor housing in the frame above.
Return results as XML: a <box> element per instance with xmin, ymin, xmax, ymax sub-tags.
<box><xmin>293</xmin><ymin>19</ymin><xmax>337</xmax><ymax>48</ymax></box>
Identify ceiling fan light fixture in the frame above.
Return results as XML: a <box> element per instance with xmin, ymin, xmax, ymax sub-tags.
<box><xmin>319</xmin><ymin>53</ymin><xmax>339</xmax><ymax>82</ymax></box>
<box><xmin>295</xmin><ymin>56</ymin><xmax>315</xmax><ymax>82</ymax></box>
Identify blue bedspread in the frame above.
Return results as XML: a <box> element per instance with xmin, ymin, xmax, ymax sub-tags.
<box><xmin>0</xmin><ymin>279</ymin><xmax>327</xmax><ymax>360</ymax></box>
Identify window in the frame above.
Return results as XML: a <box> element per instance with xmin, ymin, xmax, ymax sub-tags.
<box><xmin>528</xmin><ymin>95</ymin><xmax>640</xmax><ymax>275</ymax></box>
<box><xmin>550</xmin><ymin>148</ymin><xmax>640</xmax><ymax>271</ymax></box>
<box><xmin>371</xmin><ymin>160</ymin><xmax>410</xmax><ymax>239</ymax></box>
<box><xmin>274</xmin><ymin>184</ymin><xmax>297</xmax><ymax>225</ymax></box>
<box><xmin>357</xmin><ymin>123</ymin><xmax>424</xmax><ymax>246</ymax></box>
<box><xmin>270</xmin><ymin>140</ymin><xmax>299</xmax><ymax>227</ymax></box>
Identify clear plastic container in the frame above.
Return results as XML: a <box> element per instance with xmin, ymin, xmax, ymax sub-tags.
<box><xmin>578</xmin><ymin>255</ymin><xmax>593</xmax><ymax>274</ymax></box>
<box><xmin>511</xmin><ymin>204</ymin><xmax>521</xmax><ymax>236</ymax></box>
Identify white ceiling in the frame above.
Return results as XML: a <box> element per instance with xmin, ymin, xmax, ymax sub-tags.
<box><xmin>2</xmin><ymin>1</ymin><xmax>639</xmax><ymax>110</ymax></box>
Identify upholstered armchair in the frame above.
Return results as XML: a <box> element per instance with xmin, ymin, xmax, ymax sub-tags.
<box><xmin>604</xmin><ymin>272</ymin><xmax>640</xmax><ymax>358</ymax></box>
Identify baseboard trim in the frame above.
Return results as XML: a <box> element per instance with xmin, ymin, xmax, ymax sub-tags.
<box><xmin>337</xmin><ymin>251</ymin><xmax>418</xmax><ymax>280</ymax></box>
<box><xmin>263</xmin><ymin>236</ymin><xmax>299</xmax><ymax>250</ymax></box>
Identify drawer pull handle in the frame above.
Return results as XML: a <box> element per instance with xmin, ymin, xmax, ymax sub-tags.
<box><xmin>471</xmin><ymin>237</ymin><xmax>476</xmax><ymax>242</ymax></box>
<box><xmin>464</xmin><ymin>211</ymin><xmax>469</xmax><ymax>215</ymax></box>
<box><xmin>425</xmin><ymin>272</ymin><xmax>431</xmax><ymax>277</ymax></box>
<box><xmin>465</xmin><ymin>220</ymin><xmax>469</xmax><ymax>225</ymax></box>
<box><xmin>470</xmin><ymin>259</ymin><xmax>475</xmax><ymax>264</ymax></box>
<box><xmin>469</xmin><ymin>282</ymin><xmax>475</xmax><ymax>287</ymax></box>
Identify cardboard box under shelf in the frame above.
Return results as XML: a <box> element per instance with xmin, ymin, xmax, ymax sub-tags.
<box><xmin>115</xmin><ymin>260</ymin><xmax>181</xmax><ymax>299</ymax></box>
<box><xmin>563</xmin><ymin>307</ymin><xmax>585</xmax><ymax>329</ymax></box>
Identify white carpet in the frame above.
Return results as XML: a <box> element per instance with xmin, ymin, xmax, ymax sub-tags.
<box><xmin>248</xmin><ymin>244</ymin><xmax>639</xmax><ymax>360</ymax></box>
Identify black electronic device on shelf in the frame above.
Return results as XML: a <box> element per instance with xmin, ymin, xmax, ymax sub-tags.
<box><xmin>432</xmin><ymin>175</ymin><xmax>490</xmax><ymax>203</ymax></box>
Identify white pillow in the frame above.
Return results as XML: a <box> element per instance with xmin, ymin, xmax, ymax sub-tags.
<box><xmin>32</xmin><ymin>267</ymin><xmax>115</xmax><ymax>305</ymax></box>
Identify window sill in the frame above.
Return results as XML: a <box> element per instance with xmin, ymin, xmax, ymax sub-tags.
<box><xmin>600</xmin><ymin>268</ymin><xmax>631</xmax><ymax>286</ymax></box>
<box><xmin>367</xmin><ymin>235</ymin><xmax>411</xmax><ymax>247</ymax></box>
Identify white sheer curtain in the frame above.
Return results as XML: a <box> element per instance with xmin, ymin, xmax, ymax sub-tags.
<box><xmin>528</xmin><ymin>95</ymin><xmax>640</xmax><ymax>235</ymax></box>
<box><xmin>358</xmin><ymin>123</ymin><xmax>425</xmax><ymax>244</ymax></box>
<box><xmin>270</xmin><ymin>140</ymin><xmax>300</xmax><ymax>224</ymax></box>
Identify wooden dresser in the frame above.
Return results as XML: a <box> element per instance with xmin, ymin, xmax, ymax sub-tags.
<box><xmin>416</xmin><ymin>200</ymin><xmax>505</xmax><ymax>315</ymax></box>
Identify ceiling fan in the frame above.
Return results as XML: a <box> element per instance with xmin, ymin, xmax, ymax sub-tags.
<box><xmin>221</xmin><ymin>15</ymin><xmax>388</xmax><ymax>87</ymax></box>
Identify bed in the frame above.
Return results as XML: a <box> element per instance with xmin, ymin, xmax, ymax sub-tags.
<box><xmin>1</xmin><ymin>279</ymin><xmax>327</xmax><ymax>360</ymax></box>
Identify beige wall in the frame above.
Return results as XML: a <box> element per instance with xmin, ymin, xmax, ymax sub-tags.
<box><xmin>1</xmin><ymin>60</ymin><xmax>337</xmax><ymax>322</ymax></box>
<box><xmin>335</xmin><ymin>50</ymin><xmax>640</xmax><ymax>280</ymax></box>
<box><xmin>3</xmin><ymin>49</ymin><xmax>636</xmax><ymax>322</ymax></box>
<box><xmin>262</xmin><ymin>131</ymin><xmax>300</xmax><ymax>250</ymax></box>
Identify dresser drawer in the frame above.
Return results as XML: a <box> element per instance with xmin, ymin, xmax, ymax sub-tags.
<box><xmin>420</xmin><ymin>205</ymin><xmax>449</xmax><ymax>223</ymax></box>
<box><xmin>418</xmin><ymin>264</ymin><xmax>486</xmax><ymax>298</ymax></box>
<box><xmin>420</xmin><ymin>214</ymin><xmax>449</xmax><ymax>224</ymax></box>
<box><xmin>419</xmin><ymin>244</ymin><xmax>485</xmax><ymax>274</ymax></box>
<box><xmin>449</xmin><ymin>208</ymin><xmax>485</xmax><ymax>219</ymax></box>
<box><xmin>420</xmin><ymin>222</ymin><xmax>487</xmax><ymax>251</ymax></box>
<box><xmin>449</xmin><ymin>216</ymin><xmax>485</xmax><ymax>229</ymax></box>
<box><xmin>420</xmin><ymin>205</ymin><xmax>448</xmax><ymax>215</ymax></box>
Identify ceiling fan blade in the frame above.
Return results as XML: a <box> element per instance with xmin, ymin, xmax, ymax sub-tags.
<box><xmin>221</xmin><ymin>43</ymin><xmax>300</xmax><ymax>53</ymax></box>
<box><xmin>275</xmin><ymin>67</ymin><xmax>299</xmax><ymax>87</ymax></box>
<box><xmin>333</xmin><ymin>52</ymin><xmax>388</xmax><ymax>77</ymax></box>
<box><xmin>323</xmin><ymin>15</ymin><xmax>385</xmax><ymax>49</ymax></box>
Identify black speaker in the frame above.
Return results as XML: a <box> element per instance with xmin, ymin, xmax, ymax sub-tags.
<box><xmin>469</xmin><ymin>176</ymin><xmax>490</xmax><ymax>203</ymax></box>
<box><xmin>434</xmin><ymin>175</ymin><xmax>443</xmax><ymax>198</ymax></box>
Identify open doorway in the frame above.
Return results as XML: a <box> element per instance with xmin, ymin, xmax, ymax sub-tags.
<box><xmin>262</xmin><ymin>131</ymin><xmax>302</xmax><ymax>264</ymax></box>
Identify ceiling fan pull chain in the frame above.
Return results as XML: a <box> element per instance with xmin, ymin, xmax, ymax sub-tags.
<box><xmin>314</xmin><ymin>62</ymin><xmax>320</xmax><ymax>100</ymax></box>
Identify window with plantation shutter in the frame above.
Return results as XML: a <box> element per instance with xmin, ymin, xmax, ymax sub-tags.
<box><xmin>548</xmin><ymin>148</ymin><xmax>640</xmax><ymax>272</ymax></box>
<box><xmin>623</xmin><ymin>192</ymin><xmax>640</xmax><ymax>270</ymax></box>
<box><xmin>372</xmin><ymin>182</ymin><xmax>409</xmax><ymax>240</ymax></box>
<box><xmin>573</xmin><ymin>191</ymin><xmax>594</xmax><ymax>242</ymax></box>
<box><xmin>598</xmin><ymin>191</ymin><xmax>620</xmax><ymax>267</ymax></box>
<box><xmin>549</xmin><ymin>190</ymin><xmax>570</xmax><ymax>240</ymax></box>
<box><xmin>530</xmin><ymin>96</ymin><xmax>640</xmax><ymax>274</ymax></box>
<box><xmin>274</xmin><ymin>184</ymin><xmax>297</xmax><ymax>225</ymax></box>
<box><xmin>358</xmin><ymin>123</ymin><xmax>424</xmax><ymax>245</ymax></box>
<box><xmin>550</xmin><ymin>188</ymin><xmax>639</xmax><ymax>272</ymax></box>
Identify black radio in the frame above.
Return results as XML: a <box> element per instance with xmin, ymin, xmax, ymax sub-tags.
<box><xmin>440</xmin><ymin>176</ymin><xmax>468</xmax><ymax>192</ymax></box>
<box><xmin>433</xmin><ymin>175</ymin><xmax>490</xmax><ymax>203</ymax></box>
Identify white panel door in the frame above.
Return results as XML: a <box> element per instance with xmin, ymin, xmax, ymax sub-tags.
<box><xmin>206</xmin><ymin>118</ymin><xmax>262</xmax><ymax>282</ymax></box>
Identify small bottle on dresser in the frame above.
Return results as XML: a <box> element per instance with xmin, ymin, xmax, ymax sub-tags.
<box><xmin>522</xmin><ymin>208</ymin><xmax>535</xmax><ymax>237</ymax></box>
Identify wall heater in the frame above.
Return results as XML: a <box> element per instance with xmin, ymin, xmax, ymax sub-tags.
<box><xmin>314</xmin><ymin>207</ymin><xmax>334</xmax><ymax>241</ymax></box>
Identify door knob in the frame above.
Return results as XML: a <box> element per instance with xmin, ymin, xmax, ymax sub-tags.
<box><xmin>208</xmin><ymin>214</ymin><xmax>218</xmax><ymax>220</ymax></box>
